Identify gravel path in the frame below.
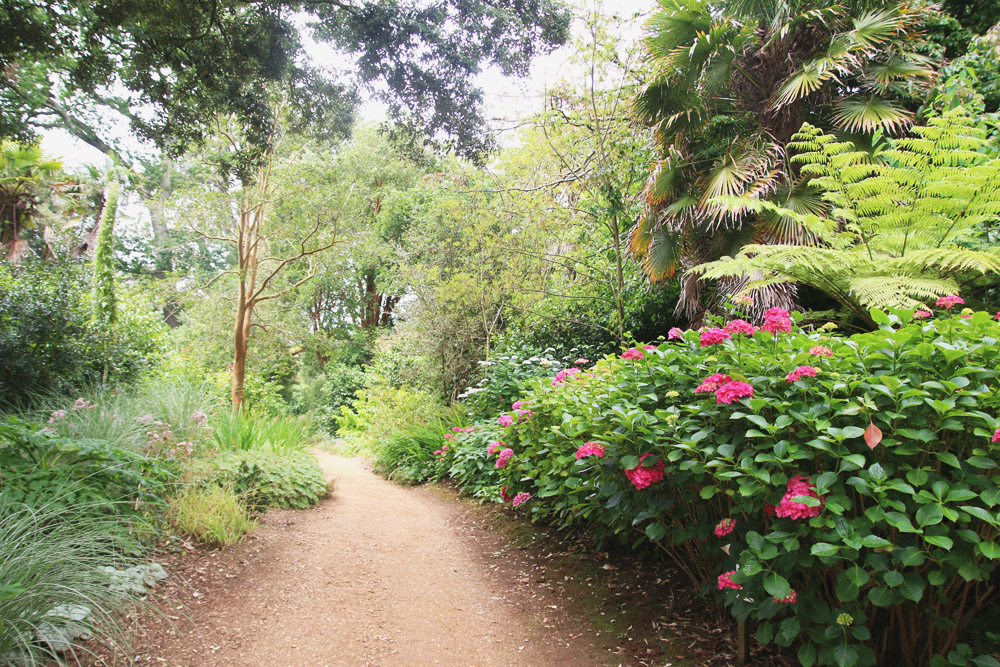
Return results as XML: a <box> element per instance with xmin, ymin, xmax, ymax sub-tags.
<box><xmin>144</xmin><ymin>451</ymin><xmax>608</xmax><ymax>666</ymax></box>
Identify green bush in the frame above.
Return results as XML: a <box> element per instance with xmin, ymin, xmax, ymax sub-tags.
<box><xmin>493</xmin><ymin>306</ymin><xmax>1000</xmax><ymax>666</ymax></box>
<box><xmin>458</xmin><ymin>343</ymin><xmax>597</xmax><ymax>422</ymax></box>
<box><xmin>0</xmin><ymin>260</ymin><xmax>164</xmax><ymax>407</ymax></box>
<box><xmin>169</xmin><ymin>485</ymin><xmax>258</xmax><ymax>547</ymax></box>
<box><xmin>336</xmin><ymin>384</ymin><xmax>443</xmax><ymax>455</ymax></box>
<box><xmin>0</xmin><ymin>417</ymin><xmax>176</xmax><ymax>524</ymax></box>
<box><xmin>435</xmin><ymin>420</ymin><xmax>508</xmax><ymax>498</ymax></box>
<box><xmin>207</xmin><ymin>450</ymin><xmax>329</xmax><ymax>512</ymax></box>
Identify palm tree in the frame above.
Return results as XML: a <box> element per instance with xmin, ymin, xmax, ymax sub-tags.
<box><xmin>631</xmin><ymin>0</ymin><xmax>936</xmax><ymax>323</ymax></box>
<box><xmin>0</xmin><ymin>140</ymin><xmax>65</xmax><ymax>261</ymax></box>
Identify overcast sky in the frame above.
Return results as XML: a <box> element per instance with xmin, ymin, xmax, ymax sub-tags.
<box><xmin>40</xmin><ymin>0</ymin><xmax>654</xmax><ymax>170</ymax></box>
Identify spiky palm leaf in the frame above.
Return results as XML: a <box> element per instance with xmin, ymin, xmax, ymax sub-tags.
<box><xmin>632</xmin><ymin>0</ymin><xmax>935</xmax><ymax>322</ymax></box>
<box><xmin>832</xmin><ymin>96</ymin><xmax>913</xmax><ymax>133</ymax></box>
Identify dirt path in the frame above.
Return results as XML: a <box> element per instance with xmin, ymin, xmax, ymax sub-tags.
<box><xmin>141</xmin><ymin>451</ymin><xmax>611</xmax><ymax>666</ymax></box>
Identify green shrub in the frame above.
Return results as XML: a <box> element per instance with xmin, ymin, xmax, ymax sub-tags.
<box><xmin>319</xmin><ymin>363</ymin><xmax>366</xmax><ymax>432</ymax></box>
<box><xmin>0</xmin><ymin>502</ymin><xmax>148</xmax><ymax>665</ymax></box>
<box><xmin>371</xmin><ymin>423</ymin><xmax>443</xmax><ymax>484</ymax></box>
<box><xmin>0</xmin><ymin>417</ymin><xmax>176</xmax><ymax>525</ymax></box>
<box><xmin>207</xmin><ymin>451</ymin><xmax>328</xmax><ymax>512</ymax></box>
<box><xmin>336</xmin><ymin>384</ymin><xmax>443</xmax><ymax>455</ymax></box>
<box><xmin>458</xmin><ymin>343</ymin><xmax>595</xmax><ymax>422</ymax></box>
<box><xmin>436</xmin><ymin>420</ymin><xmax>508</xmax><ymax>498</ymax></box>
<box><xmin>0</xmin><ymin>260</ymin><xmax>164</xmax><ymax>407</ymax></box>
<box><xmin>169</xmin><ymin>485</ymin><xmax>257</xmax><ymax>547</ymax></box>
<box><xmin>493</xmin><ymin>306</ymin><xmax>1000</xmax><ymax>666</ymax></box>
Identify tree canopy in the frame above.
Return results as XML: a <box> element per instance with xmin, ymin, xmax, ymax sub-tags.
<box><xmin>0</xmin><ymin>0</ymin><xmax>571</xmax><ymax>163</ymax></box>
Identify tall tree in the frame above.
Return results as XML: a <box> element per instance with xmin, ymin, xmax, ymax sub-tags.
<box><xmin>1</xmin><ymin>0</ymin><xmax>571</xmax><ymax>168</ymax></box>
<box><xmin>630</xmin><ymin>0</ymin><xmax>937</xmax><ymax>322</ymax></box>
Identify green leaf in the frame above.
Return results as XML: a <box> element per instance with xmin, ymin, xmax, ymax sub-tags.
<box><xmin>756</xmin><ymin>621</ymin><xmax>774</xmax><ymax>645</ymax></box>
<box><xmin>924</xmin><ymin>535</ymin><xmax>953</xmax><ymax>549</ymax></box>
<box><xmin>899</xmin><ymin>572</ymin><xmax>926</xmax><ymax>602</ymax></box>
<box><xmin>916</xmin><ymin>504</ymin><xmax>943</xmax><ymax>527</ymax></box>
<box><xmin>645</xmin><ymin>522</ymin><xmax>666</xmax><ymax>542</ymax></box>
<box><xmin>811</xmin><ymin>542</ymin><xmax>839</xmax><ymax>557</ymax></box>
<box><xmin>977</xmin><ymin>541</ymin><xmax>1000</xmax><ymax>559</ymax></box>
<box><xmin>763</xmin><ymin>572</ymin><xmax>791</xmax><ymax>599</ymax></box>
<box><xmin>869</xmin><ymin>585</ymin><xmax>894</xmax><ymax>607</ymax></box>
<box><xmin>798</xmin><ymin>642</ymin><xmax>818</xmax><ymax>667</ymax></box>
<box><xmin>961</xmin><ymin>506</ymin><xmax>998</xmax><ymax>526</ymax></box>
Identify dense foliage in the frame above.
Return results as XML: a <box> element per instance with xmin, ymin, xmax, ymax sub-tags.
<box><xmin>696</xmin><ymin>109</ymin><xmax>1000</xmax><ymax>325</ymax></box>
<box><xmin>0</xmin><ymin>261</ymin><xmax>163</xmax><ymax>404</ymax></box>
<box><xmin>484</xmin><ymin>306</ymin><xmax>1000</xmax><ymax>666</ymax></box>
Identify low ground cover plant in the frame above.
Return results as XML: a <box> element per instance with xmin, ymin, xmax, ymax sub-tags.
<box><xmin>487</xmin><ymin>304</ymin><xmax>1000</xmax><ymax>666</ymax></box>
<box><xmin>204</xmin><ymin>450</ymin><xmax>330</xmax><ymax>512</ymax></box>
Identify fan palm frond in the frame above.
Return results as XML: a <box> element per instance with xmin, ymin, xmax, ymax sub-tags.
<box><xmin>833</xmin><ymin>96</ymin><xmax>913</xmax><ymax>134</ymax></box>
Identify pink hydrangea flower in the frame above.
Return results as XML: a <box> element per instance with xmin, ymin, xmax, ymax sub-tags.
<box><xmin>733</xmin><ymin>294</ymin><xmax>753</xmax><ymax>306</ymax></box>
<box><xmin>667</xmin><ymin>327</ymin><xmax>685</xmax><ymax>340</ymax></box>
<box><xmin>786</xmin><ymin>365</ymin><xmax>820</xmax><ymax>383</ymax></box>
<box><xmin>724</xmin><ymin>319</ymin><xmax>756</xmax><ymax>336</ymax></box>
<box><xmin>761</xmin><ymin>307</ymin><xmax>792</xmax><ymax>334</ymax></box>
<box><xmin>574</xmin><ymin>358</ymin><xmax>589</xmax><ymax>365</ymax></box>
<box><xmin>496</xmin><ymin>448</ymin><xmax>514</xmax><ymax>468</ymax></box>
<box><xmin>936</xmin><ymin>295</ymin><xmax>964</xmax><ymax>309</ymax></box>
<box><xmin>512</xmin><ymin>492</ymin><xmax>531</xmax><ymax>507</ymax></box>
<box><xmin>621</xmin><ymin>347</ymin><xmax>644</xmax><ymax>360</ymax></box>
<box><xmin>995</xmin><ymin>312</ymin><xmax>1000</xmax><ymax>321</ymax></box>
<box><xmin>516</xmin><ymin>409</ymin><xmax>535</xmax><ymax>421</ymax></box>
<box><xmin>714</xmin><ymin>518</ymin><xmax>736</xmax><ymax>538</ymax></box>
<box><xmin>718</xmin><ymin>570</ymin><xmax>742</xmax><ymax>591</ymax></box>
<box><xmin>551</xmin><ymin>367</ymin><xmax>582</xmax><ymax>386</ymax></box>
<box><xmin>643</xmin><ymin>344</ymin><xmax>658</xmax><ymax>351</ymax></box>
<box><xmin>498</xmin><ymin>414</ymin><xmax>514</xmax><ymax>427</ymax></box>
<box><xmin>696</xmin><ymin>373</ymin><xmax>732</xmax><ymax>394</ymax></box>
<box><xmin>452</xmin><ymin>427</ymin><xmax>464</xmax><ymax>433</ymax></box>
<box><xmin>914</xmin><ymin>309</ymin><xmax>932</xmax><ymax>319</ymax></box>
<box><xmin>716</xmin><ymin>381</ymin><xmax>753</xmax><ymax>405</ymax></box>
<box><xmin>487</xmin><ymin>441</ymin><xmax>503</xmax><ymax>455</ymax></box>
<box><xmin>700</xmin><ymin>328</ymin><xmax>731</xmax><ymax>347</ymax></box>
<box><xmin>775</xmin><ymin>590</ymin><xmax>797</xmax><ymax>604</ymax></box>
<box><xmin>500</xmin><ymin>486</ymin><xmax>514</xmax><ymax>503</ymax></box>
<box><xmin>624</xmin><ymin>454</ymin><xmax>665</xmax><ymax>490</ymax></box>
<box><xmin>512</xmin><ymin>400</ymin><xmax>524</xmax><ymax>410</ymax></box>
<box><xmin>775</xmin><ymin>475</ymin><xmax>823</xmax><ymax>520</ymax></box>
<box><xmin>992</xmin><ymin>428</ymin><xmax>1000</xmax><ymax>444</ymax></box>
<box><xmin>809</xmin><ymin>345</ymin><xmax>833</xmax><ymax>357</ymax></box>
<box><xmin>576</xmin><ymin>442</ymin><xmax>606</xmax><ymax>459</ymax></box>
<box><xmin>433</xmin><ymin>449</ymin><xmax>442</xmax><ymax>455</ymax></box>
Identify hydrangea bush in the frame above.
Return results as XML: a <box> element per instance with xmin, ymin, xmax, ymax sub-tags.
<box><xmin>487</xmin><ymin>305</ymin><xmax>1000</xmax><ymax>666</ymax></box>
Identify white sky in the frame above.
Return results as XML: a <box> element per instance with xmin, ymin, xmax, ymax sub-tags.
<box><xmin>40</xmin><ymin>0</ymin><xmax>653</xmax><ymax>170</ymax></box>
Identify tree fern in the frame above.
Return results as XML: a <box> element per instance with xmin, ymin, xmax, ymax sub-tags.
<box><xmin>692</xmin><ymin>107</ymin><xmax>1000</xmax><ymax>326</ymax></box>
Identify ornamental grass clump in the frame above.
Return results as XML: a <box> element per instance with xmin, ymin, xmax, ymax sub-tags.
<box><xmin>491</xmin><ymin>306</ymin><xmax>1000</xmax><ymax>666</ymax></box>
